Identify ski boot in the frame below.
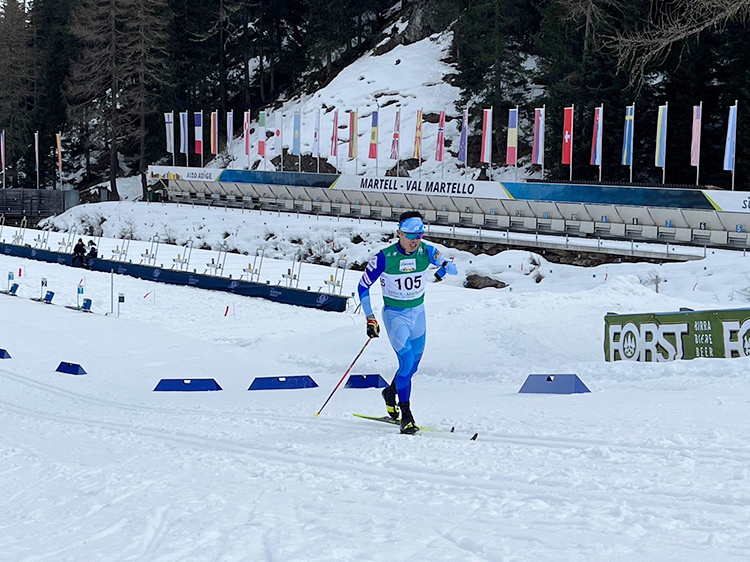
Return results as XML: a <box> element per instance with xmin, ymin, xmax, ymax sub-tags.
<box><xmin>381</xmin><ymin>381</ymin><xmax>400</xmax><ymax>421</ymax></box>
<box><xmin>399</xmin><ymin>401</ymin><xmax>419</xmax><ymax>435</ymax></box>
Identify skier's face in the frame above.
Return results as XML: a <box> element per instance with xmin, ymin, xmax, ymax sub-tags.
<box><xmin>397</xmin><ymin>231</ymin><xmax>422</xmax><ymax>254</ymax></box>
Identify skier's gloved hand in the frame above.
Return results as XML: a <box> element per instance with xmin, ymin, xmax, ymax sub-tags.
<box><xmin>444</xmin><ymin>261</ymin><xmax>458</xmax><ymax>275</ymax></box>
<box><xmin>366</xmin><ymin>315</ymin><xmax>380</xmax><ymax>338</ymax></box>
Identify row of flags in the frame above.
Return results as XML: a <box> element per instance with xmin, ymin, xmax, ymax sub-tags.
<box><xmin>164</xmin><ymin>103</ymin><xmax>741</xmax><ymax>181</ymax></box>
<box><xmin>164</xmin><ymin>108</ymin><xmax>459</xmax><ymax>165</ymax></box>
<box><xmin>0</xmin><ymin>130</ymin><xmax>63</xmax><ymax>183</ymax></box>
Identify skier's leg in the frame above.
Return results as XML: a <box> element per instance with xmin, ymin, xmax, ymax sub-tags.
<box><xmin>383</xmin><ymin>307</ymin><xmax>416</xmax><ymax>403</ymax></box>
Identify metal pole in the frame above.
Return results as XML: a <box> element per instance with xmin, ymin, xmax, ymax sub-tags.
<box><xmin>696</xmin><ymin>101</ymin><xmax>702</xmax><ymax>186</ymax></box>
<box><xmin>570</xmin><ymin>104</ymin><xmax>574</xmax><ymax>182</ymax></box>
<box><xmin>316</xmin><ymin>339</ymin><xmax>371</xmax><ymax>416</ymax></box>
<box><xmin>662</xmin><ymin>101</ymin><xmax>668</xmax><ymax>185</ymax></box>
<box><xmin>630</xmin><ymin>101</ymin><xmax>635</xmax><ymax>183</ymax></box>
<box><xmin>599</xmin><ymin>103</ymin><xmax>603</xmax><ymax>183</ymax></box>
<box><xmin>732</xmin><ymin>100</ymin><xmax>739</xmax><ymax>191</ymax></box>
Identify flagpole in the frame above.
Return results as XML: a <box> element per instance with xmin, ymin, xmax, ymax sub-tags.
<box><xmin>630</xmin><ymin>102</ymin><xmax>635</xmax><ymax>184</ymax></box>
<box><xmin>185</xmin><ymin>112</ymin><xmax>189</xmax><ymax>167</ymax></box>
<box><xmin>696</xmin><ymin>101</ymin><xmax>702</xmax><ymax>186</ymax></box>
<box><xmin>515</xmin><ymin>105</ymin><xmax>519</xmax><ymax>180</ymax></box>
<box><xmin>35</xmin><ymin>131</ymin><xmax>39</xmax><ymax>189</ymax></box>
<box><xmin>599</xmin><ymin>104</ymin><xmax>603</xmax><ymax>183</ymax></box>
<box><xmin>663</xmin><ymin>101</ymin><xmax>667</xmax><ymax>185</ymax></box>
<box><xmin>541</xmin><ymin>105</ymin><xmax>546</xmax><ymax>178</ymax></box>
<box><xmin>489</xmin><ymin>105</ymin><xmax>493</xmax><ymax>181</ymax></box>
<box><xmin>569</xmin><ymin>104</ymin><xmax>574</xmax><ymax>182</ymax></box>
<box><xmin>396</xmin><ymin>106</ymin><xmax>401</xmax><ymax>177</ymax></box>
<box><xmin>171</xmin><ymin>111</ymin><xmax>176</xmax><ymax>167</ymax></box>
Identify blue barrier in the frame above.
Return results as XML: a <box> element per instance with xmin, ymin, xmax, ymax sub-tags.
<box><xmin>0</xmin><ymin>349</ymin><xmax>10</xmax><ymax>359</ymax></box>
<box><xmin>154</xmin><ymin>379</ymin><xmax>223</xmax><ymax>392</ymax></box>
<box><xmin>248</xmin><ymin>375</ymin><xmax>318</xmax><ymax>390</ymax></box>
<box><xmin>345</xmin><ymin>374</ymin><xmax>388</xmax><ymax>389</ymax></box>
<box><xmin>0</xmin><ymin>241</ymin><xmax>348</xmax><ymax>312</ymax></box>
<box><xmin>56</xmin><ymin>362</ymin><xmax>87</xmax><ymax>375</ymax></box>
<box><xmin>519</xmin><ymin>374</ymin><xmax>590</xmax><ymax>394</ymax></box>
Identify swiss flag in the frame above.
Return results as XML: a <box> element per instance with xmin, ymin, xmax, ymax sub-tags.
<box><xmin>562</xmin><ymin>106</ymin><xmax>573</xmax><ymax>165</ymax></box>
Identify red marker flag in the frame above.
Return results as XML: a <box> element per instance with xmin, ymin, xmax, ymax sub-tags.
<box><xmin>562</xmin><ymin>106</ymin><xmax>574</xmax><ymax>165</ymax></box>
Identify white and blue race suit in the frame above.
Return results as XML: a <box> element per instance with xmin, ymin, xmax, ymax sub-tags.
<box><xmin>358</xmin><ymin>241</ymin><xmax>447</xmax><ymax>403</ymax></box>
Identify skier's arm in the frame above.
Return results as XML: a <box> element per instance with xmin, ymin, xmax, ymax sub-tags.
<box><xmin>426</xmin><ymin>245</ymin><xmax>457</xmax><ymax>275</ymax></box>
<box><xmin>357</xmin><ymin>252</ymin><xmax>386</xmax><ymax>317</ymax></box>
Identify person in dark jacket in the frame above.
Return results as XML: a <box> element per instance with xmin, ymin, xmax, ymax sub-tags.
<box><xmin>72</xmin><ymin>238</ymin><xmax>86</xmax><ymax>267</ymax></box>
<box><xmin>86</xmin><ymin>240</ymin><xmax>98</xmax><ymax>263</ymax></box>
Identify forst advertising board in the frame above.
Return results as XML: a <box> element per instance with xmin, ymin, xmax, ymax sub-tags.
<box><xmin>605</xmin><ymin>308</ymin><xmax>750</xmax><ymax>362</ymax></box>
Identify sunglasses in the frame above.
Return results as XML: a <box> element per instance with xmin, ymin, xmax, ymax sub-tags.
<box><xmin>402</xmin><ymin>232</ymin><xmax>424</xmax><ymax>240</ymax></box>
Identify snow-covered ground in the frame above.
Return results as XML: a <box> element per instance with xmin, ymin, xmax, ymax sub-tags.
<box><xmin>3</xmin><ymin>202</ymin><xmax>750</xmax><ymax>560</ymax></box>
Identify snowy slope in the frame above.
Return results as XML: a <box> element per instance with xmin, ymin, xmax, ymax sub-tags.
<box><xmin>2</xmin><ymin>202</ymin><xmax>750</xmax><ymax>560</ymax></box>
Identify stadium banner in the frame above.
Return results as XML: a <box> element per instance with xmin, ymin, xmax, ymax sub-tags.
<box><xmin>148</xmin><ymin>166</ymin><xmax>223</xmax><ymax>182</ymax></box>
<box><xmin>604</xmin><ymin>308</ymin><xmax>750</xmax><ymax>362</ymax></box>
<box><xmin>329</xmin><ymin>175</ymin><xmax>512</xmax><ymax>200</ymax></box>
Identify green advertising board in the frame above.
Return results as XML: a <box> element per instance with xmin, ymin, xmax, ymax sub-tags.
<box><xmin>604</xmin><ymin>308</ymin><xmax>750</xmax><ymax>362</ymax></box>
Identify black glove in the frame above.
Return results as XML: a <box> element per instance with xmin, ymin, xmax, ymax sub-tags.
<box><xmin>366</xmin><ymin>315</ymin><xmax>380</xmax><ymax>338</ymax></box>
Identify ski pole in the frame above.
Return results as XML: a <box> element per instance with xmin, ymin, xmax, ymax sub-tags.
<box><xmin>316</xmin><ymin>339</ymin><xmax>371</xmax><ymax>417</ymax></box>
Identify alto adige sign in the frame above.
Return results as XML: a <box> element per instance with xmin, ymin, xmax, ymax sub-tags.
<box><xmin>605</xmin><ymin>308</ymin><xmax>750</xmax><ymax>362</ymax></box>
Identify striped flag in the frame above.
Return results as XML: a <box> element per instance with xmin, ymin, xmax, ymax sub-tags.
<box><xmin>292</xmin><ymin>111</ymin><xmax>301</xmax><ymax>156</ymax></box>
<box><xmin>331</xmin><ymin>109</ymin><xmax>338</xmax><ymax>157</ymax></box>
<box><xmin>655</xmin><ymin>104</ymin><xmax>668</xmax><ymax>168</ymax></box>
<box><xmin>369</xmin><ymin>110</ymin><xmax>378</xmax><ymax>159</ymax></box>
<box><xmin>724</xmin><ymin>102</ymin><xmax>738</xmax><ymax>171</ymax></box>
<box><xmin>258</xmin><ymin>111</ymin><xmax>266</xmax><ymax>156</ymax></box>
<box><xmin>480</xmin><ymin>108</ymin><xmax>492</xmax><ymax>163</ymax></box>
<box><xmin>590</xmin><ymin>105</ymin><xmax>603</xmax><ymax>166</ymax></box>
<box><xmin>55</xmin><ymin>133</ymin><xmax>62</xmax><ymax>173</ymax></box>
<box><xmin>243</xmin><ymin>111</ymin><xmax>251</xmax><ymax>156</ymax></box>
<box><xmin>458</xmin><ymin>108</ymin><xmax>468</xmax><ymax>164</ymax></box>
<box><xmin>621</xmin><ymin>105</ymin><xmax>634</xmax><ymax>166</ymax></box>
<box><xmin>34</xmin><ymin>131</ymin><xmax>39</xmax><ymax>172</ymax></box>
<box><xmin>164</xmin><ymin>112</ymin><xmax>174</xmax><ymax>154</ymax></box>
<box><xmin>435</xmin><ymin>110</ymin><xmax>445</xmax><ymax>162</ymax></box>
<box><xmin>210</xmin><ymin>110</ymin><xmax>219</xmax><ymax>154</ymax></box>
<box><xmin>226</xmin><ymin>110</ymin><xmax>233</xmax><ymax>153</ymax></box>
<box><xmin>348</xmin><ymin>110</ymin><xmax>358</xmax><ymax>159</ymax></box>
<box><xmin>506</xmin><ymin>108</ymin><xmax>518</xmax><ymax>165</ymax></box>
<box><xmin>532</xmin><ymin>107</ymin><xmax>545</xmax><ymax>165</ymax></box>
<box><xmin>1</xmin><ymin>130</ymin><xmax>5</xmax><ymax>173</ymax></box>
<box><xmin>390</xmin><ymin>108</ymin><xmax>400</xmax><ymax>160</ymax></box>
<box><xmin>562</xmin><ymin>107</ymin><xmax>574</xmax><ymax>165</ymax></box>
<box><xmin>194</xmin><ymin>112</ymin><xmax>203</xmax><ymax>154</ymax></box>
<box><xmin>413</xmin><ymin>109</ymin><xmax>423</xmax><ymax>160</ymax></box>
<box><xmin>690</xmin><ymin>104</ymin><xmax>702</xmax><ymax>167</ymax></box>
<box><xmin>179</xmin><ymin>112</ymin><xmax>188</xmax><ymax>154</ymax></box>
<box><xmin>312</xmin><ymin>110</ymin><xmax>320</xmax><ymax>158</ymax></box>
<box><xmin>274</xmin><ymin>112</ymin><xmax>283</xmax><ymax>154</ymax></box>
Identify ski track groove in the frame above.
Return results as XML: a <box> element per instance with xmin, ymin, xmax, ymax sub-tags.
<box><xmin>2</xmin><ymin>366</ymin><xmax>749</xmax><ymax>464</ymax></box>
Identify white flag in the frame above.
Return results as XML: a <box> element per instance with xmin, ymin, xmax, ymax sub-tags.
<box><xmin>164</xmin><ymin>112</ymin><xmax>175</xmax><ymax>154</ymax></box>
<box><xmin>226</xmin><ymin>110</ymin><xmax>233</xmax><ymax>153</ymax></box>
<box><xmin>312</xmin><ymin>109</ymin><xmax>320</xmax><ymax>158</ymax></box>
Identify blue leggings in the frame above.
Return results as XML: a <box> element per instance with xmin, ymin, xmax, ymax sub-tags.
<box><xmin>383</xmin><ymin>305</ymin><xmax>426</xmax><ymax>403</ymax></box>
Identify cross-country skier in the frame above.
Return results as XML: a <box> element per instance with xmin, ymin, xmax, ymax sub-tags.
<box><xmin>357</xmin><ymin>211</ymin><xmax>458</xmax><ymax>434</ymax></box>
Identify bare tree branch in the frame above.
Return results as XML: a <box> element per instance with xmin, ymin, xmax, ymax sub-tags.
<box><xmin>610</xmin><ymin>0</ymin><xmax>750</xmax><ymax>85</ymax></box>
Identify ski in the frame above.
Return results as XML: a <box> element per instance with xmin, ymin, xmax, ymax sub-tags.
<box><xmin>353</xmin><ymin>413</ymin><xmax>478</xmax><ymax>441</ymax></box>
